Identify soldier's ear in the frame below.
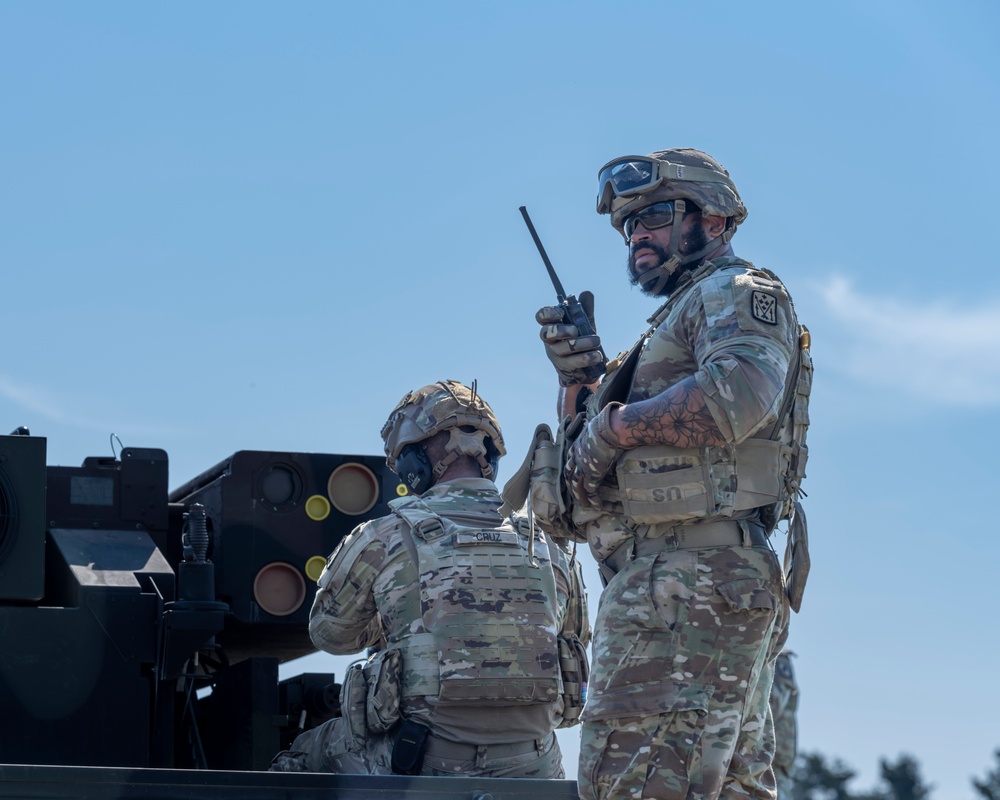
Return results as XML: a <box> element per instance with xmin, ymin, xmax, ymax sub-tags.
<box><xmin>701</xmin><ymin>214</ymin><xmax>727</xmax><ymax>238</ymax></box>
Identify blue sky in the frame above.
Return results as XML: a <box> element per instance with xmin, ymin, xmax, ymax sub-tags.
<box><xmin>2</xmin><ymin>2</ymin><xmax>998</xmax><ymax>796</ymax></box>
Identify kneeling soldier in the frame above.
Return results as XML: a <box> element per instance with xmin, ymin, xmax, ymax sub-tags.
<box><xmin>270</xmin><ymin>380</ymin><xmax>589</xmax><ymax>778</ymax></box>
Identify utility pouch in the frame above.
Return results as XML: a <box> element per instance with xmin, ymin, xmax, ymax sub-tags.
<box><xmin>556</xmin><ymin>634</ymin><xmax>590</xmax><ymax>729</ymax></box>
<box><xmin>363</xmin><ymin>648</ymin><xmax>402</xmax><ymax>734</ymax></box>
<box><xmin>615</xmin><ymin>440</ymin><xmax>785</xmax><ymax>525</ymax></box>
<box><xmin>501</xmin><ymin>420</ymin><xmax>586</xmax><ymax>543</ymax></box>
<box><xmin>390</xmin><ymin>718</ymin><xmax>431</xmax><ymax>776</ymax></box>
<box><xmin>784</xmin><ymin>501</ymin><xmax>810</xmax><ymax>613</ymax></box>
<box><xmin>533</xmin><ymin>415</ymin><xmax>588</xmax><ymax>543</ymax></box>
<box><xmin>339</xmin><ymin>662</ymin><xmax>369</xmax><ymax>754</ymax></box>
<box><xmin>500</xmin><ymin>423</ymin><xmax>551</xmax><ymax>517</ymax></box>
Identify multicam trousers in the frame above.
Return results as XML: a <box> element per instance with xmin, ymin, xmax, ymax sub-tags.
<box><xmin>270</xmin><ymin>719</ymin><xmax>565</xmax><ymax>779</ymax></box>
<box><xmin>578</xmin><ymin>542</ymin><xmax>789</xmax><ymax>800</ymax></box>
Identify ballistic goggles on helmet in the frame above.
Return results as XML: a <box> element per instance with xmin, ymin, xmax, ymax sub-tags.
<box><xmin>622</xmin><ymin>201</ymin><xmax>688</xmax><ymax>240</ymax></box>
<box><xmin>596</xmin><ymin>155</ymin><xmax>733</xmax><ymax>215</ymax></box>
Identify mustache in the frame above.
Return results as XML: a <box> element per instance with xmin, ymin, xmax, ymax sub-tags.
<box><xmin>629</xmin><ymin>241</ymin><xmax>669</xmax><ymax>263</ymax></box>
<box><xmin>628</xmin><ymin>241</ymin><xmax>670</xmax><ymax>273</ymax></box>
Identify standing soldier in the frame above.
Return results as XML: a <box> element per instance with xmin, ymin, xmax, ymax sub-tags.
<box><xmin>531</xmin><ymin>148</ymin><xmax>812</xmax><ymax>799</ymax></box>
<box><xmin>271</xmin><ymin>380</ymin><xmax>590</xmax><ymax>778</ymax></box>
<box><xmin>770</xmin><ymin>650</ymin><xmax>800</xmax><ymax>800</ymax></box>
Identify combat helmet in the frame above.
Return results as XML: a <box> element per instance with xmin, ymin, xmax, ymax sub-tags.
<box><xmin>596</xmin><ymin>148</ymin><xmax>747</xmax><ymax>293</ymax></box>
<box><xmin>380</xmin><ymin>380</ymin><xmax>506</xmax><ymax>493</ymax></box>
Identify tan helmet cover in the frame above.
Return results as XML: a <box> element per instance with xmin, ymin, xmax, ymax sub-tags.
<box><xmin>380</xmin><ymin>380</ymin><xmax>506</xmax><ymax>477</ymax></box>
<box><xmin>606</xmin><ymin>148</ymin><xmax>748</xmax><ymax>235</ymax></box>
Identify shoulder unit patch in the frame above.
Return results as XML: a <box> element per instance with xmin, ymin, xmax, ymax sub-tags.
<box><xmin>751</xmin><ymin>290</ymin><xmax>777</xmax><ymax>325</ymax></box>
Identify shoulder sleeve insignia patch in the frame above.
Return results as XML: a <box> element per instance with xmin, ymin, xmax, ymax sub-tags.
<box><xmin>751</xmin><ymin>290</ymin><xmax>777</xmax><ymax>325</ymax></box>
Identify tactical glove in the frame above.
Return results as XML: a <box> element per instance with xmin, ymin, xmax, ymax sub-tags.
<box><xmin>565</xmin><ymin>402</ymin><xmax>624</xmax><ymax>508</ymax></box>
<box><xmin>536</xmin><ymin>290</ymin><xmax>607</xmax><ymax>387</ymax></box>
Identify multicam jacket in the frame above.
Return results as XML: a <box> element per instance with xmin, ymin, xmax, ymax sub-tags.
<box><xmin>581</xmin><ymin>256</ymin><xmax>800</xmax><ymax>567</ymax></box>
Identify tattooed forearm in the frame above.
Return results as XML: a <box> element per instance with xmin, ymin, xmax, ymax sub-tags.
<box><xmin>613</xmin><ymin>376</ymin><xmax>726</xmax><ymax>449</ymax></box>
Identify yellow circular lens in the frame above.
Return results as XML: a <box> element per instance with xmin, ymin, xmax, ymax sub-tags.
<box><xmin>305</xmin><ymin>555</ymin><xmax>328</xmax><ymax>583</ymax></box>
<box><xmin>305</xmin><ymin>494</ymin><xmax>331</xmax><ymax>521</ymax></box>
<box><xmin>395</xmin><ymin>483</ymin><xmax>409</xmax><ymax>497</ymax></box>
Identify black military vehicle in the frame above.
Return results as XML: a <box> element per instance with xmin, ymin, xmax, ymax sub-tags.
<box><xmin>0</xmin><ymin>432</ymin><xmax>577</xmax><ymax>800</ymax></box>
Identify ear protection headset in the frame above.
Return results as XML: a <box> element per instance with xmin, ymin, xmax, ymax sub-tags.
<box><xmin>396</xmin><ymin>444</ymin><xmax>433</xmax><ymax>494</ymax></box>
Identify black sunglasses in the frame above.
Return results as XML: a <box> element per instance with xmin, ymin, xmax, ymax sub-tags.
<box><xmin>623</xmin><ymin>201</ymin><xmax>683</xmax><ymax>239</ymax></box>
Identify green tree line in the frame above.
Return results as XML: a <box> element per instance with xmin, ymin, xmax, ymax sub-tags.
<box><xmin>792</xmin><ymin>748</ymin><xmax>1000</xmax><ymax>800</ymax></box>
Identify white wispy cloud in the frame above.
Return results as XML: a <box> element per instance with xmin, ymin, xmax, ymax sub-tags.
<box><xmin>816</xmin><ymin>277</ymin><xmax>1000</xmax><ymax>407</ymax></box>
<box><xmin>0</xmin><ymin>375</ymin><xmax>178</xmax><ymax>437</ymax></box>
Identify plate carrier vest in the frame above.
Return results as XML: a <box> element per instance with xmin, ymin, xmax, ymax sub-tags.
<box><xmin>390</xmin><ymin>498</ymin><xmax>561</xmax><ymax>707</ymax></box>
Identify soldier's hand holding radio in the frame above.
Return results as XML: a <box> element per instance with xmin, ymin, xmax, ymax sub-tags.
<box><xmin>536</xmin><ymin>290</ymin><xmax>605</xmax><ymax>387</ymax></box>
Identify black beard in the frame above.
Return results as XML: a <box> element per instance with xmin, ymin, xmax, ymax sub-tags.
<box><xmin>626</xmin><ymin>241</ymin><xmax>670</xmax><ymax>291</ymax></box>
<box><xmin>683</xmin><ymin>222</ymin><xmax>709</xmax><ymax>259</ymax></box>
<box><xmin>626</xmin><ymin>224</ymin><xmax>711</xmax><ymax>297</ymax></box>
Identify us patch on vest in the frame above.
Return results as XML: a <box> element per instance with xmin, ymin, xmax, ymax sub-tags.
<box><xmin>751</xmin><ymin>290</ymin><xmax>777</xmax><ymax>325</ymax></box>
<box><xmin>456</xmin><ymin>530</ymin><xmax>521</xmax><ymax>547</ymax></box>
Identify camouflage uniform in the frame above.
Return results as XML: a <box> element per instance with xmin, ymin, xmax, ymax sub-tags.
<box><xmin>768</xmin><ymin>651</ymin><xmax>798</xmax><ymax>800</ymax></box>
<box><xmin>574</xmin><ymin>256</ymin><xmax>797</xmax><ymax>800</ymax></box>
<box><xmin>272</xmin><ymin>477</ymin><xmax>589</xmax><ymax>778</ymax></box>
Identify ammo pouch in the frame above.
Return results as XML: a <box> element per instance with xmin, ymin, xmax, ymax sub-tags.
<box><xmin>339</xmin><ymin>648</ymin><xmax>405</xmax><ymax>750</ymax></box>
<box><xmin>501</xmin><ymin>419</ymin><xmax>587</xmax><ymax>544</ymax></box>
<box><xmin>614</xmin><ymin>440</ymin><xmax>784</xmax><ymax>525</ymax></box>
<box><xmin>362</xmin><ymin>648</ymin><xmax>402</xmax><ymax>734</ymax></box>
<box><xmin>783</xmin><ymin>501</ymin><xmax>810</xmax><ymax>613</ymax></box>
<box><xmin>339</xmin><ymin>662</ymin><xmax>369</xmax><ymax>754</ymax></box>
<box><xmin>556</xmin><ymin>634</ymin><xmax>590</xmax><ymax>729</ymax></box>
